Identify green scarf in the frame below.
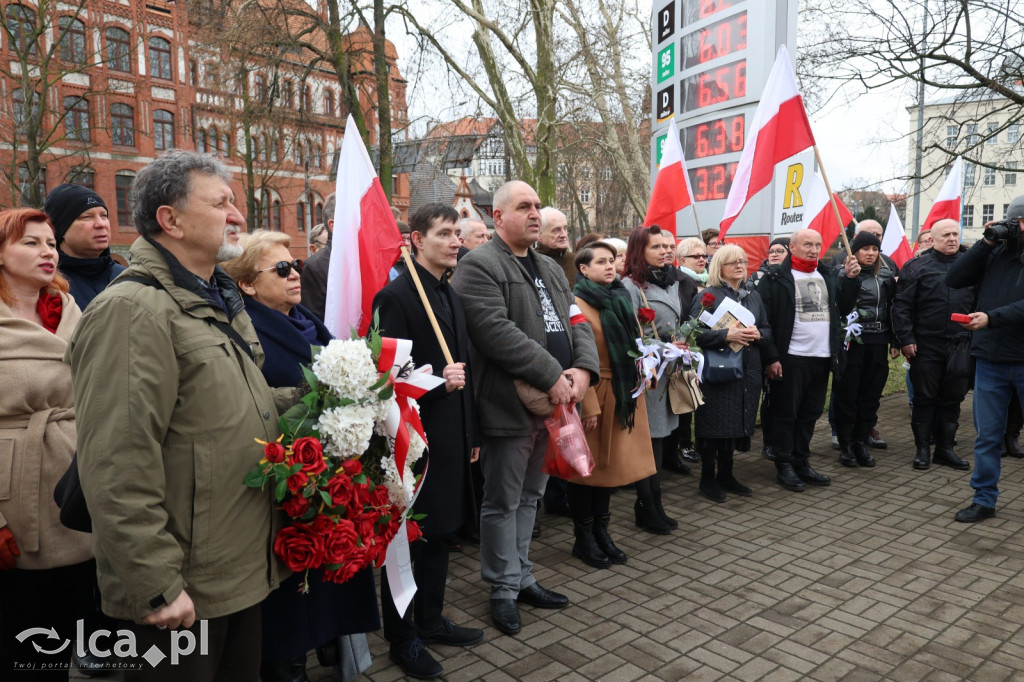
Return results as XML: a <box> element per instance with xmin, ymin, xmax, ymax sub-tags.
<box><xmin>573</xmin><ymin>276</ymin><xmax>641</xmax><ymax>430</ymax></box>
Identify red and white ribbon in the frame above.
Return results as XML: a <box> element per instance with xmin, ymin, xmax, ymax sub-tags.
<box><xmin>376</xmin><ymin>337</ymin><xmax>445</xmax><ymax>476</ymax></box>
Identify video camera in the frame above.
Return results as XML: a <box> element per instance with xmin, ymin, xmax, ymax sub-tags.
<box><xmin>983</xmin><ymin>195</ymin><xmax>1024</xmax><ymax>252</ymax></box>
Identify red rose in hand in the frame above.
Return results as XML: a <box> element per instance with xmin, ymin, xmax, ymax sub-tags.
<box><xmin>311</xmin><ymin>514</ymin><xmax>334</xmax><ymax>534</ymax></box>
<box><xmin>406</xmin><ymin>520</ymin><xmax>423</xmax><ymax>543</ymax></box>
<box><xmin>700</xmin><ymin>292</ymin><xmax>716</xmax><ymax>308</ymax></box>
<box><xmin>286</xmin><ymin>471</ymin><xmax>309</xmax><ymax>494</ymax></box>
<box><xmin>273</xmin><ymin>524</ymin><xmax>324</xmax><ymax>572</ymax></box>
<box><xmin>292</xmin><ymin>437</ymin><xmax>327</xmax><ymax>476</ymax></box>
<box><xmin>637</xmin><ymin>307</ymin><xmax>656</xmax><ymax>324</ymax></box>
<box><xmin>322</xmin><ymin>519</ymin><xmax>358</xmax><ymax>565</ymax></box>
<box><xmin>282</xmin><ymin>495</ymin><xmax>310</xmax><ymax>518</ymax></box>
<box><xmin>264</xmin><ymin>442</ymin><xmax>286</xmax><ymax>463</ymax></box>
<box><xmin>341</xmin><ymin>458</ymin><xmax>363</xmax><ymax>476</ymax></box>
<box><xmin>325</xmin><ymin>473</ymin><xmax>354</xmax><ymax>508</ymax></box>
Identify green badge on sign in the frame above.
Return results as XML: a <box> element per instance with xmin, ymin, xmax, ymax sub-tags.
<box><xmin>656</xmin><ymin>134</ymin><xmax>667</xmax><ymax>166</ymax></box>
<box><xmin>657</xmin><ymin>43</ymin><xmax>674</xmax><ymax>83</ymax></box>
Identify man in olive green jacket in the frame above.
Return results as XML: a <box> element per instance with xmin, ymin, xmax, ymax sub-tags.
<box><xmin>67</xmin><ymin>152</ymin><xmax>295</xmax><ymax>681</ymax></box>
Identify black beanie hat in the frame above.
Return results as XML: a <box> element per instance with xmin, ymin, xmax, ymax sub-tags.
<box><xmin>851</xmin><ymin>230</ymin><xmax>882</xmax><ymax>253</ymax></box>
<box><xmin>44</xmin><ymin>183</ymin><xmax>107</xmax><ymax>245</ymax></box>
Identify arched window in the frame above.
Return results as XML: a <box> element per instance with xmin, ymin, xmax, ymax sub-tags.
<box><xmin>258</xmin><ymin>133</ymin><xmax>268</xmax><ymax>162</ymax></box>
<box><xmin>315</xmin><ymin>202</ymin><xmax>323</xmax><ymax>225</ymax></box>
<box><xmin>110</xmin><ymin>103</ymin><xmax>134</xmax><ymax>146</ymax></box>
<box><xmin>148</xmin><ymin>36</ymin><xmax>172</xmax><ymax>80</ymax></box>
<box><xmin>302</xmin><ymin>83</ymin><xmax>311</xmax><ymax>110</ymax></box>
<box><xmin>106</xmin><ymin>27</ymin><xmax>131</xmax><ymax>72</ymax></box>
<box><xmin>6</xmin><ymin>5</ymin><xmax>38</xmax><ymax>55</ymax></box>
<box><xmin>115</xmin><ymin>171</ymin><xmax>135</xmax><ymax>227</ymax></box>
<box><xmin>153</xmin><ymin>109</ymin><xmax>174</xmax><ymax>149</ymax></box>
<box><xmin>221</xmin><ymin>131</ymin><xmax>230</xmax><ymax>156</ymax></box>
<box><xmin>272</xmin><ymin>200</ymin><xmax>281</xmax><ymax>231</ymax></box>
<box><xmin>324</xmin><ymin>90</ymin><xmax>334</xmax><ymax>116</ymax></box>
<box><xmin>254</xmin><ymin>75</ymin><xmax>267</xmax><ymax>103</ymax></box>
<box><xmin>58</xmin><ymin>17</ymin><xmax>86</xmax><ymax>64</ymax></box>
<box><xmin>269</xmin><ymin>134</ymin><xmax>278</xmax><ymax>163</ymax></box>
<box><xmin>196</xmin><ymin>127</ymin><xmax>207</xmax><ymax>152</ymax></box>
<box><xmin>282</xmin><ymin>80</ymin><xmax>293</xmax><ymax>109</ymax></box>
<box><xmin>294</xmin><ymin>137</ymin><xmax>304</xmax><ymax>166</ymax></box>
<box><xmin>208</xmin><ymin>126</ymin><xmax>218</xmax><ymax>152</ymax></box>
<box><xmin>64</xmin><ymin>96</ymin><xmax>90</xmax><ymax>141</ymax></box>
<box><xmin>297</xmin><ymin>201</ymin><xmax>307</xmax><ymax>233</ymax></box>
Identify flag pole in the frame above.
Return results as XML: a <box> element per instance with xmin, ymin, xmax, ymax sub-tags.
<box><xmin>399</xmin><ymin>246</ymin><xmax>463</xmax><ymax>390</ymax></box>
<box><xmin>813</xmin><ymin>145</ymin><xmax>855</xmax><ymax>258</ymax></box>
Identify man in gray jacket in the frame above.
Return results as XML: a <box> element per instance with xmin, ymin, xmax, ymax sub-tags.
<box><xmin>452</xmin><ymin>181</ymin><xmax>599</xmax><ymax>636</ymax></box>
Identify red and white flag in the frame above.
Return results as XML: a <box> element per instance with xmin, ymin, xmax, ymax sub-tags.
<box><xmin>325</xmin><ymin>115</ymin><xmax>404</xmax><ymax>337</ymax></box>
<box><xmin>882</xmin><ymin>203</ymin><xmax>913</xmax><ymax>269</ymax></box>
<box><xmin>720</xmin><ymin>45</ymin><xmax>816</xmax><ymax>237</ymax></box>
<box><xmin>920</xmin><ymin>156</ymin><xmax>963</xmax><ymax>233</ymax></box>
<box><xmin>644</xmin><ymin>118</ymin><xmax>695</xmax><ymax>229</ymax></box>
<box><xmin>801</xmin><ymin>171</ymin><xmax>853</xmax><ymax>249</ymax></box>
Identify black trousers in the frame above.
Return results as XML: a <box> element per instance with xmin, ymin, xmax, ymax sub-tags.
<box><xmin>770</xmin><ymin>355</ymin><xmax>831</xmax><ymax>461</ymax></box>
<box><xmin>761</xmin><ymin>379</ymin><xmax>779</xmax><ymax>447</ymax></box>
<box><xmin>566</xmin><ymin>484</ymin><xmax>611</xmax><ymax>523</ymax></box>
<box><xmin>1007</xmin><ymin>392</ymin><xmax>1023</xmax><ymax>439</ymax></box>
<box><xmin>634</xmin><ymin>438</ymin><xmax>665</xmax><ymax>498</ymax></box>
<box><xmin>381</xmin><ymin>535</ymin><xmax>451</xmax><ymax>644</ymax></box>
<box><xmin>0</xmin><ymin>560</ymin><xmax>95</xmax><ymax>681</ymax></box>
<box><xmin>909</xmin><ymin>340</ymin><xmax>971</xmax><ymax>441</ymax></box>
<box><xmin>834</xmin><ymin>343</ymin><xmax>890</xmax><ymax>443</ymax></box>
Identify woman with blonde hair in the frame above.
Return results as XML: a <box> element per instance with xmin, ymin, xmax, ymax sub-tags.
<box><xmin>676</xmin><ymin>237</ymin><xmax>709</xmax><ymax>287</ymax></box>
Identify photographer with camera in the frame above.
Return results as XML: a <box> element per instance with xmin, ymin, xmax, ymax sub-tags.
<box><xmin>946</xmin><ymin>195</ymin><xmax>1024</xmax><ymax>523</ymax></box>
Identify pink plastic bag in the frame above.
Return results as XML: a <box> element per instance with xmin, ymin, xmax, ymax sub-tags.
<box><xmin>542</xmin><ymin>404</ymin><xmax>595</xmax><ymax>478</ymax></box>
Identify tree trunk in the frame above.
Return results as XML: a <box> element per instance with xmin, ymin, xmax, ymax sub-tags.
<box><xmin>372</xmin><ymin>0</ymin><xmax>392</xmax><ymax>200</ymax></box>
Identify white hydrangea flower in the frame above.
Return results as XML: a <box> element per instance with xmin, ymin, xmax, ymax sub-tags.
<box><xmin>317</xmin><ymin>404</ymin><xmax>376</xmax><ymax>459</ymax></box>
<box><xmin>373</xmin><ymin>396</ymin><xmax>398</xmax><ymax>437</ymax></box>
<box><xmin>406</xmin><ymin>429</ymin><xmax>426</xmax><ymax>468</ymax></box>
<box><xmin>312</xmin><ymin>339</ymin><xmax>379</xmax><ymax>401</ymax></box>
<box><xmin>380</xmin><ymin>455</ymin><xmax>416</xmax><ymax>508</ymax></box>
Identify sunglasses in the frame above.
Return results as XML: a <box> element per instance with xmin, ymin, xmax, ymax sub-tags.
<box><xmin>685</xmin><ymin>254</ymin><xmax>708</xmax><ymax>260</ymax></box>
<box><xmin>258</xmin><ymin>259</ymin><xmax>303</xmax><ymax>278</ymax></box>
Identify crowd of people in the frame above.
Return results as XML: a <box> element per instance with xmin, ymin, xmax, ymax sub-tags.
<box><xmin>2</xmin><ymin>148</ymin><xmax>1024</xmax><ymax>682</ymax></box>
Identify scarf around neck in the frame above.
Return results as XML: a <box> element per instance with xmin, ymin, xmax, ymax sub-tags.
<box><xmin>646</xmin><ymin>264</ymin><xmax>677</xmax><ymax>289</ymax></box>
<box><xmin>679</xmin><ymin>265</ymin><xmax>709</xmax><ymax>285</ymax></box>
<box><xmin>573</xmin><ymin>276</ymin><xmax>640</xmax><ymax>430</ymax></box>
<box><xmin>791</xmin><ymin>255</ymin><xmax>819</xmax><ymax>273</ymax></box>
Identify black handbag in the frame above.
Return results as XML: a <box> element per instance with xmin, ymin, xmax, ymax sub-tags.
<box><xmin>703</xmin><ymin>347</ymin><xmax>743</xmax><ymax>383</ymax></box>
<box><xmin>53</xmin><ymin>453</ymin><xmax>92</xmax><ymax>533</ymax></box>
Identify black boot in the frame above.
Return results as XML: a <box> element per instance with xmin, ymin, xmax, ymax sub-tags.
<box><xmin>652</xmin><ymin>491</ymin><xmax>678</xmax><ymax>529</ymax></box>
<box><xmin>716</xmin><ymin>450</ymin><xmax>751</xmax><ymax>496</ymax></box>
<box><xmin>1003</xmin><ymin>434</ymin><xmax>1024</xmax><ymax>458</ymax></box>
<box><xmin>851</xmin><ymin>440</ymin><xmax>876</xmax><ymax>467</ymax></box>
<box><xmin>774</xmin><ymin>455</ymin><xmax>805</xmax><ymax>492</ymax></box>
<box><xmin>698</xmin><ymin>450</ymin><xmax>725</xmax><ymax>502</ymax></box>
<box><xmin>911</xmin><ymin>423</ymin><xmax>931</xmax><ymax>470</ymax></box>
<box><xmin>634</xmin><ymin>496</ymin><xmax>671</xmax><ymax>535</ymax></box>
<box><xmin>260</xmin><ymin>656</ymin><xmax>312</xmax><ymax>682</ymax></box>
<box><xmin>934</xmin><ymin>423</ymin><xmax>970</xmax><ymax>470</ymax></box>
<box><xmin>663</xmin><ymin>445</ymin><xmax>692</xmax><ymax>475</ymax></box>
<box><xmin>793</xmin><ymin>456</ymin><xmax>831</xmax><ymax>486</ymax></box>
<box><xmin>593</xmin><ymin>513</ymin><xmax>627</xmax><ymax>564</ymax></box>
<box><xmin>572</xmin><ymin>518</ymin><xmax>611</xmax><ymax>569</ymax></box>
<box><xmin>838</xmin><ymin>439</ymin><xmax>858</xmax><ymax>467</ymax></box>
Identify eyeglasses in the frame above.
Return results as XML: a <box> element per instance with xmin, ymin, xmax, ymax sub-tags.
<box><xmin>258</xmin><ymin>259</ymin><xmax>303</xmax><ymax>278</ymax></box>
<box><xmin>684</xmin><ymin>254</ymin><xmax>708</xmax><ymax>260</ymax></box>
<box><xmin>768</xmin><ymin>248</ymin><xmax>788</xmax><ymax>255</ymax></box>
<box><xmin>722</xmin><ymin>259</ymin><xmax>749</xmax><ymax>267</ymax></box>
<box><xmin>707</xmin><ymin>241</ymin><xmax>722</xmax><ymax>247</ymax></box>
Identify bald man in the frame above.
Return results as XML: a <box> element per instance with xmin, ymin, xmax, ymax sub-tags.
<box><xmin>759</xmin><ymin>228</ymin><xmax>861</xmax><ymax>492</ymax></box>
<box><xmin>892</xmin><ymin>219</ymin><xmax>975</xmax><ymax>471</ymax></box>
<box><xmin>534</xmin><ymin>207</ymin><xmax>575</xmax><ymax>284</ymax></box>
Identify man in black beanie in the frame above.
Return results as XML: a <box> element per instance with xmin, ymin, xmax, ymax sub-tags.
<box><xmin>44</xmin><ymin>183</ymin><xmax>126</xmax><ymax>309</ymax></box>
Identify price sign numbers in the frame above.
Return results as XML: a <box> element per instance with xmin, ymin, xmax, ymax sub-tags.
<box><xmin>657</xmin><ymin>3</ymin><xmax>676</xmax><ymax>43</ymax></box>
<box><xmin>682</xmin><ymin>0</ymin><xmax>736</xmax><ymax>27</ymax></box>
<box><xmin>656</xmin><ymin>84</ymin><xmax>675</xmax><ymax>122</ymax></box>
<box><xmin>658</xmin><ymin>43</ymin><xmax>675</xmax><ymax>83</ymax></box>
<box><xmin>682</xmin><ymin>12</ymin><xmax>747</xmax><ymax>69</ymax></box>
<box><xmin>688</xmin><ymin>163</ymin><xmax>738</xmax><ymax>201</ymax></box>
<box><xmin>683</xmin><ymin>114</ymin><xmax>745</xmax><ymax>159</ymax></box>
<box><xmin>682</xmin><ymin>58</ymin><xmax>746</xmax><ymax>112</ymax></box>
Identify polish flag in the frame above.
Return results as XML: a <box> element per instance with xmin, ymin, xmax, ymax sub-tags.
<box><xmin>644</xmin><ymin>118</ymin><xmax>694</xmax><ymax>229</ymax></box>
<box><xmin>801</xmin><ymin>171</ymin><xmax>853</xmax><ymax>249</ymax></box>
<box><xmin>720</xmin><ymin>45</ymin><xmax>816</xmax><ymax>237</ymax></box>
<box><xmin>882</xmin><ymin>203</ymin><xmax>913</xmax><ymax>269</ymax></box>
<box><xmin>325</xmin><ymin>114</ymin><xmax>404</xmax><ymax>337</ymax></box>
<box><xmin>920</xmin><ymin>156</ymin><xmax>963</xmax><ymax>233</ymax></box>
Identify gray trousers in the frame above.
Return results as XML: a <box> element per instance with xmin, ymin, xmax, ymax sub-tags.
<box><xmin>479</xmin><ymin>417</ymin><xmax>549</xmax><ymax>599</ymax></box>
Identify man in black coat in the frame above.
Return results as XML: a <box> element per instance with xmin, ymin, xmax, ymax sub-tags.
<box><xmin>759</xmin><ymin>229</ymin><xmax>860</xmax><ymax>492</ymax></box>
<box><xmin>892</xmin><ymin>219</ymin><xmax>974</xmax><ymax>471</ymax></box>
<box><xmin>372</xmin><ymin>203</ymin><xmax>483</xmax><ymax>679</ymax></box>
<box><xmin>299</xmin><ymin>192</ymin><xmax>335</xmax><ymax>320</ymax></box>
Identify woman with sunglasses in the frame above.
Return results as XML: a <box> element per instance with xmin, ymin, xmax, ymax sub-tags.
<box><xmin>224</xmin><ymin>230</ymin><xmax>379</xmax><ymax>682</ymax></box>
<box><xmin>676</xmin><ymin>237</ymin><xmax>709</xmax><ymax>288</ymax></box>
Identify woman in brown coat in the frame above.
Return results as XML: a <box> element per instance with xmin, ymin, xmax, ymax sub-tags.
<box><xmin>0</xmin><ymin>209</ymin><xmax>93</xmax><ymax>680</ymax></box>
<box><xmin>569</xmin><ymin>242</ymin><xmax>656</xmax><ymax>569</ymax></box>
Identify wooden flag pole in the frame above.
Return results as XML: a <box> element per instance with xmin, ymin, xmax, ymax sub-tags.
<box><xmin>399</xmin><ymin>245</ymin><xmax>462</xmax><ymax>390</ymax></box>
<box><xmin>813</xmin><ymin>145</ymin><xmax>855</xmax><ymax>258</ymax></box>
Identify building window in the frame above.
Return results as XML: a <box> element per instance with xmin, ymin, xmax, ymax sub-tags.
<box><xmin>189</xmin><ymin>59</ymin><xmax>198</xmax><ymax>85</ymax></box>
<box><xmin>302</xmin><ymin>84</ymin><xmax>311</xmax><ymax>110</ymax></box>
<box><xmin>579</xmin><ymin>187</ymin><xmax>591</xmax><ymax>204</ymax></box>
<box><xmin>1006</xmin><ymin>163</ymin><xmax>1018</xmax><ymax>186</ymax></box>
<box><xmin>984</xmin><ymin>166</ymin><xmax>996</xmax><ymax>186</ymax></box>
<box><xmin>6</xmin><ymin>5</ymin><xmax>38</xmax><ymax>55</ymax></box>
<box><xmin>18</xmin><ymin>163</ymin><xmax>45</xmax><ymax>205</ymax></box>
<box><xmin>64</xmin><ymin>96</ymin><xmax>90</xmax><ymax>141</ymax></box>
<box><xmin>58</xmin><ymin>17</ymin><xmax>87</xmax><ymax>64</ymax></box>
<box><xmin>254</xmin><ymin>75</ymin><xmax>267</xmax><ymax>103</ymax></box>
<box><xmin>311</xmin><ymin>143</ymin><xmax>321</xmax><ymax>169</ymax></box>
<box><xmin>282</xmin><ymin>80</ymin><xmax>293</xmax><ymax>108</ymax></box>
<box><xmin>257</xmin><ymin>133</ymin><xmax>268</xmax><ymax>162</ymax></box>
<box><xmin>221</xmin><ymin>131</ymin><xmax>230</xmax><ymax>156</ymax></box>
<box><xmin>115</xmin><ymin>171</ymin><xmax>134</xmax><ymax>227</ymax></box>
<box><xmin>12</xmin><ymin>87</ymin><xmax>28</xmax><ymax>127</ymax></box>
<box><xmin>110</xmin><ymin>103</ymin><xmax>134</xmax><ymax>146</ymax></box>
<box><xmin>153</xmin><ymin>109</ymin><xmax>174</xmax><ymax>149</ymax></box>
<box><xmin>1009</xmin><ymin>124</ymin><xmax>1021</xmax><ymax>144</ymax></box>
<box><xmin>581</xmin><ymin>167</ymin><xmax>591</xmax><ymax>180</ymax></box>
<box><xmin>945</xmin><ymin>125</ymin><xmax>957</xmax><ymax>149</ymax></box>
<box><xmin>315</xmin><ymin>203</ymin><xmax>323</xmax><ymax>225</ymax></box>
<box><xmin>269</xmin><ymin>134</ymin><xmax>278</xmax><ymax>162</ymax></box>
<box><xmin>324</xmin><ymin>90</ymin><xmax>334</xmax><ymax>116</ymax></box>
<box><xmin>983</xmin><ymin>204</ymin><xmax>995</xmax><ymax>224</ymax></box>
<box><xmin>962</xmin><ymin>205</ymin><xmax>974</xmax><ymax>228</ymax></box>
<box><xmin>272</xmin><ymin>200</ymin><xmax>281</xmax><ymax>231</ymax></box>
<box><xmin>601</xmin><ymin>167</ymin><xmax>612</xmax><ymax>181</ymax></box>
<box><xmin>1005</xmin><ymin>204</ymin><xmax>1011</xmax><ymax>218</ymax></box>
<box><xmin>204</xmin><ymin>62</ymin><xmax>219</xmax><ymax>88</ymax></box>
<box><xmin>195</xmin><ymin>127</ymin><xmax>207</xmax><ymax>152</ymax></box>
<box><xmin>986</xmin><ymin>122</ymin><xmax>999</xmax><ymax>144</ymax></box>
<box><xmin>148</xmin><ymin>37</ymin><xmax>172</xmax><ymax>80</ymax></box>
<box><xmin>297</xmin><ymin>201</ymin><xmax>306</xmax><ymax>232</ymax></box>
<box><xmin>964</xmin><ymin>163</ymin><xmax>976</xmax><ymax>186</ymax></box>
<box><xmin>966</xmin><ymin>124</ymin><xmax>979</xmax><ymax>147</ymax></box>
<box><xmin>208</xmin><ymin>126</ymin><xmax>219</xmax><ymax>152</ymax></box>
<box><xmin>66</xmin><ymin>166</ymin><xmax>94</xmax><ymax>188</ymax></box>
<box><xmin>106</xmin><ymin>27</ymin><xmax>131</xmax><ymax>72</ymax></box>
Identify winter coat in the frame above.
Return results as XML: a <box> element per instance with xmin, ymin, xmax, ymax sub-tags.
<box><xmin>243</xmin><ymin>297</ymin><xmax>330</xmax><ymax>388</ymax></box>
<box><xmin>575</xmin><ymin>298</ymin><xmax>656</xmax><ymax>487</ymax></box>
<box><xmin>534</xmin><ymin>243</ymin><xmax>577</xmax><ymax>286</ymax></box>
<box><xmin>945</xmin><ymin>239</ymin><xmax>1024</xmax><ymax>364</ymax></box>
<box><xmin>692</xmin><ymin>285</ymin><xmax>772</xmax><ymax>441</ymax></box>
<box><xmin>299</xmin><ymin>243</ymin><xmax>330</xmax><ymax>321</ymax></box>
<box><xmin>847</xmin><ymin>259</ymin><xmax>897</xmax><ymax>345</ymax></box>
<box><xmin>891</xmin><ymin>247</ymin><xmax>974</xmax><ymax>348</ymax></box>
<box><xmin>58</xmin><ymin>250</ymin><xmax>125</xmax><ymax>310</ymax></box>
<box><xmin>67</xmin><ymin>237</ymin><xmax>295</xmax><ymax>623</ymax></box>
<box><xmin>373</xmin><ymin>260</ymin><xmax>478</xmax><ymax>538</ymax></box>
<box><xmin>0</xmin><ymin>292</ymin><xmax>92</xmax><ymax>570</ymax></box>
<box><xmin>451</xmin><ymin>235</ymin><xmax>599</xmax><ymax>438</ymax></box>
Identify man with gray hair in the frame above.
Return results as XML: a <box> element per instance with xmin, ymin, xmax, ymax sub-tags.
<box><xmin>535</xmin><ymin>207</ymin><xmax>575</xmax><ymax>284</ymax></box>
<box><xmin>458</xmin><ymin>218</ymin><xmax>489</xmax><ymax>253</ymax></box>
<box><xmin>68</xmin><ymin>150</ymin><xmax>294</xmax><ymax>680</ymax></box>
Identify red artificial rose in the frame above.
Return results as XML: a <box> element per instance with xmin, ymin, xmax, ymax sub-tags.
<box><xmin>286</xmin><ymin>471</ymin><xmax>309</xmax><ymax>494</ymax></box>
<box><xmin>325</xmin><ymin>544</ymin><xmax>367</xmax><ymax>584</ymax></box>
<box><xmin>322</xmin><ymin>518</ymin><xmax>359</xmax><ymax>565</ymax></box>
<box><xmin>36</xmin><ymin>292</ymin><xmax>62</xmax><ymax>334</ymax></box>
<box><xmin>273</xmin><ymin>524</ymin><xmax>324</xmax><ymax>572</ymax></box>
<box><xmin>325</xmin><ymin>473</ymin><xmax>354</xmax><ymax>508</ymax></box>
<box><xmin>264</xmin><ymin>442</ymin><xmax>286</xmax><ymax>463</ymax></box>
<box><xmin>406</xmin><ymin>520</ymin><xmax>423</xmax><ymax>543</ymax></box>
<box><xmin>310</xmin><ymin>514</ymin><xmax>334</xmax><ymax>534</ymax></box>
<box><xmin>350</xmin><ymin>511</ymin><xmax>378</xmax><ymax>538</ymax></box>
<box><xmin>292</xmin><ymin>437</ymin><xmax>327</xmax><ymax>476</ymax></box>
<box><xmin>700</xmin><ymin>292</ymin><xmax>716</xmax><ymax>308</ymax></box>
<box><xmin>282</xmin><ymin>495</ymin><xmax>310</xmax><ymax>519</ymax></box>
<box><xmin>369</xmin><ymin>486</ymin><xmax>391</xmax><ymax>509</ymax></box>
<box><xmin>341</xmin><ymin>458</ymin><xmax>363</xmax><ymax>476</ymax></box>
<box><xmin>363</xmin><ymin>539</ymin><xmax>388</xmax><ymax>569</ymax></box>
<box><xmin>637</xmin><ymin>307</ymin><xmax>656</xmax><ymax>324</ymax></box>
<box><xmin>352</xmin><ymin>482</ymin><xmax>371</xmax><ymax>508</ymax></box>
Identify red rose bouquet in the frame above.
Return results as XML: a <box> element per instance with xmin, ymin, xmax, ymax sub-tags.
<box><xmin>245</xmin><ymin>322</ymin><xmax>438</xmax><ymax>591</ymax></box>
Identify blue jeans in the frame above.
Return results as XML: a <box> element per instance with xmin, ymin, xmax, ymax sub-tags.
<box><xmin>970</xmin><ymin>359</ymin><xmax>1024</xmax><ymax>507</ymax></box>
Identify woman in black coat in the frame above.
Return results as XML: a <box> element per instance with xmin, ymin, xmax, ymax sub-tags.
<box><xmin>225</xmin><ymin>231</ymin><xmax>379</xmax><ymax>682</ymax></box>
<box><xmin>691</xmin><ymin>245</ymin><xmax>772</xmax><ymax>503</ymax></box>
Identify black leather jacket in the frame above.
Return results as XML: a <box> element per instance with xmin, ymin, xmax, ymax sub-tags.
<box><xmin>891</xmin><ymin>247</ymin><xmax>974</xmax><ymax>347</ymax></box>
<box><xmin>847</xmin><ymin>259</ymin><xmax>897</xmax><ymax>345</ymax></box>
